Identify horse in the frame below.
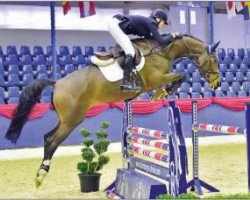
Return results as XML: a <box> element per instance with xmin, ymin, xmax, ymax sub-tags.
<box><xmin>5</xmin><ymin>35</ymin><xmax>220</xmax><ymax>187</ymax></box>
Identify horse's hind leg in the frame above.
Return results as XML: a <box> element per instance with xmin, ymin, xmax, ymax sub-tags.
<box><xmin>35</xmin><ymin>120</ymin><xmax>80</xmax><ymax>187</ymax></box>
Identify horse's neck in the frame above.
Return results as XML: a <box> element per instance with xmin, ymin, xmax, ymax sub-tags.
<box><xmin>172</xmin><ymin>36</ymin><xmax>205</xmax><ymax>59</ymax></box>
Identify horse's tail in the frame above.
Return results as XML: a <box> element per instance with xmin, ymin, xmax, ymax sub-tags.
<box><xmin>5</xmin><ymin>79</ymin><xmax>56</xmax><ymax>144</ymax></box>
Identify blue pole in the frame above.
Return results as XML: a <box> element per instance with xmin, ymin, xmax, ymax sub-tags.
<box><xmin>246</xmin><ymin>103</ymin><xmax>250</xmax><ymax>192</ymax></box>
<box><xmin>209</xmin><ymin>2</ymin><xmax>214</xmax><ymax>45</ymax></box>
<box><xmin>50</xmin><ymin>2</ymin><xmax>56</xmax><ymax>80</ymax></box>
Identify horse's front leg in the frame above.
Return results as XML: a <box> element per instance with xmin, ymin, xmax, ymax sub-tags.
<box><xmin>151</xmin><ymin>73</ymin><xmax>185</xmax><ymax>101</ymax></box>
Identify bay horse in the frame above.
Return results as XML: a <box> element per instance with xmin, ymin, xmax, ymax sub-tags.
<box><xmin>5</xmin><ymin>35</ymin><xmax>220</xmax><ymax>187</ymax></box>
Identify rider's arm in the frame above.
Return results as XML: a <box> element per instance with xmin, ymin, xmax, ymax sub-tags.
<box><xmin>148</xmin><ymin>22</ymin><xmax>174</xmax><ymax>47</ymax></box>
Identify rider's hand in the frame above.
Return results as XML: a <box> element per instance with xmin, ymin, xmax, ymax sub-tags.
<box><xmin>172</xmin><ymin>32</ymin><xmax>182</xmax><ymax>39</ymax></box>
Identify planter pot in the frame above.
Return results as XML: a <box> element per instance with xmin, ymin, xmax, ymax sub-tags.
<box><xmin>78</xmin><ymin>173</ymin><xmax>101</xmax><ymax>192</ymax></box>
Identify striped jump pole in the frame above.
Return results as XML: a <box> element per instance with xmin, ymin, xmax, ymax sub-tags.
<box><xmin>189</xmin><ymin>100</ymin><xmax>250</xmax><ymax>194</ymax></box>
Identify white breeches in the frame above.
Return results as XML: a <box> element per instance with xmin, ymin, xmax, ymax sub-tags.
<box><xmin>108</xmin><ymin>17</ymin><xmax>135</xmax><ymax>57</ymax></box>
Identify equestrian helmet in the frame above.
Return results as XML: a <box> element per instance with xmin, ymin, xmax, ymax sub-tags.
<box><xmin>151</xmin><ymin>9</ymin><xmax>168</xmax><ymax>24</ymax></box>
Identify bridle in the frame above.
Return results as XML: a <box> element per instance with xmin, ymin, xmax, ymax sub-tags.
<box><xmin>143</xmin><ymin>36</ymin><xmax>219</xmax><ymax>83</ymax></box>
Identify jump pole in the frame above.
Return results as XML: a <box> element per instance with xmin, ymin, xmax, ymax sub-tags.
<box><xmin>187</xmin><ymin>101</ymin><xmax>219</xmax><ymax>195</ymax></box>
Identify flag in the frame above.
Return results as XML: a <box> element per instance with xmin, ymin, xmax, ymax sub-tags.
<box><xmin>62</xmin><ymin>1</ymin><xmax>71</xmax><ymax>15</ymax></box>
<box><xmin>243</xmin><ymin>2</ymin><xmax>250</xmax><ymax>20</ymax></box>
<box><xmin>78</xmin><ymin>1</ymin><xmax>96</xmax><ymax>18</ymax></box>
<box><xmin>226</xmin><ymin>2</ymin><xmax>236</xmax><ymax>19</ymax></box>
<box><xmin>235</xmin><ymin>1</ymin><xmax>245</xmax><ymax>12</ymax></box>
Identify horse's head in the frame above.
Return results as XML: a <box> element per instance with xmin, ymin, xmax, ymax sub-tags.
<box><xmin>172</xmin><ymin>36</ymin><xmax>220</xmax><ymax>89</ymax></box>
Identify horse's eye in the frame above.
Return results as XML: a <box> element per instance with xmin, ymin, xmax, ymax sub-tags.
<box><xmin>206</xmin><ymin>74</ymin><xmax>211</xmax><ymax>80</ymax></box>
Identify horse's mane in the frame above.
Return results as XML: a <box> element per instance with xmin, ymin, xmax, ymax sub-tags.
<box><xmin>132</xmin><ymin>33</ymin><xmax>204</xmax><ymax>46</ymax></box>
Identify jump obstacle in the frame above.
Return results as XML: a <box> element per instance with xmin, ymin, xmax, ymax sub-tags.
<box><xmin>105</xmin><ymin>101</ymin><xmax>188</xmax><ymax>199</ymax></box>
<box><xmin>187</xmin><ymin>100</ymin><xmax>250</xmax><ymax>195</ymax></box>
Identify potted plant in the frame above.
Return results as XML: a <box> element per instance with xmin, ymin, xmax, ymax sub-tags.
<box><xmin>77</xmin><ymin>121</ymin><xmax>111</xmax><ymax>192</ymax></box>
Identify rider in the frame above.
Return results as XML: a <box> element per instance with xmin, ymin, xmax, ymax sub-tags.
<box><xmin>108</xmin><ymin>9</ymin><xmax>180</xmax><ymax>92</ymax></box>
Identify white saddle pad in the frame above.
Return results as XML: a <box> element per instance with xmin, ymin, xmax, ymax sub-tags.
<box><xmin>98</xmin><ymin>56</ymin><xmax>145</xmax><ymax>82</ymax></box>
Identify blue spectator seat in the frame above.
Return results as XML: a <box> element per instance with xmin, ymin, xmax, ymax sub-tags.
<box><xmin>246</xmin><ymin>72</ymin><xmax>250</xmax><ymax>81</ymax></box>
<box><xmin>73</xmin><ymin>55</ymin><xmax>87</xmax><ymax>67</ymax></box>
<box><xmin>33</xmin><ymin>55</ymin><xmax>46</xmax><ymax>65</ymax></box>
<box><xmin>46</xmin><ymin>46</ymin><xmax>57</xmax><ymax>57</ymax></box>
<box><xmin>179</xmin><ymin>82</ymin><xmax>190</xmax><ymax>93</ymax></box>
<box><xmin>218</xmin><ymin>56</ymin><xmax>223</xmax><ymax>64</ymax></box>
<box><xmin>235</xmin><ymin>71</ymin><xmax>245</xmax><ymax>83</ymax></box>
<box><xmin>64</xmin><ymin>64</ymin><xmax>75</xmax><ymax>75</ymax></box>
<box><xmin>243</xmin><ymin>56</ymin><xmax>250</xmax><ymax>67</ymax></box>
<box><xmin>203</xmin><ymin>91</ymin><xmax>213</xmax><ymax>98</ymax></box>
<box><xmin>5</xmin><ymin>54</ymin><xmax>19</xmax><ymax>66</ymax></box>
<box><xmin>7</xmin><ymin>86</ymin><xmax>20</xmax><ymax>98</ymax></box>
<box><xmin>227</xmin><ymin>48</ymin><xmax>235</xmax><ymax>60</ymax></box>
<box><xmin>225</xmin><ymin>72</ymin><xmax>234</xmax><ymax>84</ymax></box>
<box><xmin>192</xmin><ymin>82</ymin><xmax>202</xmax><ymax>93</ymax></box>
<box><xmin>37</xmin><ymin>73</ymin><xmax>49</xmax><ymax>79</ymax></box>
<box><xmin>175</xmin><ymin>63</ymin><xmax>185</xmax><ymax>73</ymax></box>
<box><xmin>192</xmin><ymin>71</ymin><xmax>202</xmax><ymax>82</ymax></box>
<box><xmin>22</xmin><ymin>65</ymin><xmax>33</xmax><ymax>75</ymax></box>
<box><xmin>33</xmin><ymin>46</ymin><xmax>44</xmax><ymax>56</ymax></box>
<box><xmin>232</xmin><ymin>56</ymin><xmax>242</xmax><ymax>67</ymax></box>
<box><xmin>239</xmin><ymin>63</ymin><xmax>248</xmax><ymax>74</ymax></box>
<box><xmin>229</xmin><ymin>63</ymin><xmax>238</xmax><ymax>73</ymax></box>
<box><xmin>140</xmin><ymin>93</ymin><xmax>151</xmax><ymax>100</ymax></box>
<box><xmin>46</xmin><ymin>55</ymin><xmax>60</xmax><ymax>66</ymax></box>
<box><xmin>181</xmin><ymin>58</ymin><xmax>191</xmax><ymax>67</ymax></box>
<box><xmin>40</xmin><ymin>96</ymin><xmax>51</xmax><ymax>103</ymax></box>
<box><xmin>204</xmin><ymin>82</ymin><xmax>214</xmax><ymax>93</ymax></box>
<box><xmin>22</xmin><ymin>73</ymin><xmax>34</xmax><ymax>86</ymax></box>
<box><xmin>243</xmin><ymin>81</ymin><xmax>250</xmax><ymax>93</ymax></box>
<box><xmin>0</xmin><ymin>46</ymin><xmax>4</xmax><ymax>58</ymax></box>
<box><xmin>227</xmin><ymin>91</ymin><xmax>236</xmax><ymax>97</ymax></box>
<box><xmin>72</xmin><ymin>46</ymin><xmax>83</xmax><ymax>56</ymax></box>
<box><xmin>238</xmin><ymin>48</ymin><xmax>245</xmax><ymax>60</ymax></box>
<box><xmin>20</xmin><ymin>45</ymin><xmax>31</xmax><ymax>56</ymax></box>
<box><xmin>0</xmin><ymin>86</ymin><xmax>4</xmax><ymax>98</ymax></box>
<box><xmin>0</xmin><ymin>97</ymin><xmax>4</xmax><ymax>104</ymax></box>
<box><xmin>238</xmin><ymin>90</ymin><xmax>247</xmax><ymax>97</ymax></box>
<box><xmin>7</xmin><ymin>45</ymin><xmax>17</xmax><ymax>55</ymax></box>
<box><xmin>215</xmin><ymin>90</ymin><xmax>224</xmax><ymax>97</ymax></box>
<box><xmin>85</xmin><ymin>57</ymin><xmax>92</xmax><ymax>66</ymax></box>
<box><xmin>36</xmin><ymin>64</ymin><xmax>48</xmax><ymax>75</ymax></box>
<box><xmin>191</xmin><ymin>92</ymin><xmax>201</xmax><ymax>98</ymax></box>
<box><xmin>8</xmin><ymin>65</ymin><xmax>19</xmax><ymax>74</ymax></box>
<box><xmin>7</xmin><ymin>97</ymin><xmax>19</xmax><ymax>104</ymax></box>
<box><xmin>52</xmin><ymin>73</ymin><xmax>62</xmax><ymax>80</ymax></box>
<box><xmin>96</xmin><ymin>46</ymin><xmax>106</xmax><ymax>52</ymax></box>
<box><xmin>218</xmin><ymin>48</ymin><xmax>226</xmax><ymax>60</ymax></box>
<box><xmin>41</xmin><ymin>86</ymin><xmax>53</xmax><ymax>97</ymax></box>
<box><xmin>179</xmin><ymin>92</ymin><xmax>189</xmax><ymax>99</ymax></box>
<box><xmin>49</xmin><ymin>64</ymin><xmax>62</xmax><ymax>75</ymax></box>
<box><xmin>60</xmin><ymin>55</ymin><xmax>73</xmax><ymax>66</ymax></box>
<box><xmin>186</xmin><ymin>63</ymin><xmax>196</xmax><ymax>74</ymax></box>
<box><xmin>231</xmin><ymin>81</ymin><xmax>241</xmax><ymax>94</ymax></box>
<box><xmin>20</xmin><ymin>54</ymin><xmax>33</xmax><ymax>65</ymax></box>
<box><xmin>7</xmin><ymin>74</ymin><xmax>20</xmax><ymax>87</ymax></box>
<box><xmin>59</xmin><ymin>45</ymin><xmax>70</xmax><ymax>57</ymax></box>
<box><xmin>219</xmin><ymin>63</ymin><xmax>227</xmax><ymax>73</ymax></box>
<box><xmin>221</xmin><ymin>82</ymin><xmax>230</xmax><ymax>93</ymax></box>
<box><xmin>185</xmin><ymin>73</ymin><xmax>191</xmax><ymax>83</ymax></box>
<box><xmin>222</xmin><ymin>56</ymin><xmax>233</xmax><ymax>67</ymax></box>
<box><xmin>0</xmin><ymin>74</ymin><xmax>5</xmax><ymax>87</ymax></box>
<box><xmin>247</xmin><ymin>48</ymin><xmax>250</xmax><ymax>58</ymax></box>
<box><xmin>85</xmin><ymin>46</ymin><xmax>94</xmax><ymax>57</ymax></box>
<box><xmin>0</xmin><ymin>63</ymin><xmax>3</xmax><ymax>75</ymax></box>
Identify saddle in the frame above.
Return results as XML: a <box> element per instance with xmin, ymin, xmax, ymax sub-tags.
<box><xmin>91</xmin><ymin>44</ymin><xmax>142</xmax><ymax>68</ymax></box>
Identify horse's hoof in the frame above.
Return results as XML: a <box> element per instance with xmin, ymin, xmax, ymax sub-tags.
<box><xmin>35</xmin><ymin>169</ymin><xmax>47</xmax><ymax>188</ymax></box>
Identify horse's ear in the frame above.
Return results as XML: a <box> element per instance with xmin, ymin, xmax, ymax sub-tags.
<box><xmin>208</xmin><ymin>41</ymin><xmax>220</xmax><ymax>54</ymax></box>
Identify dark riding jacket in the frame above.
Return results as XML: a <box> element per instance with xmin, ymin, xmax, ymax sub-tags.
<box><xmin>114</xmin><ymin>14</ymin><xmax>174</xmax><ymax>47</ymax></box>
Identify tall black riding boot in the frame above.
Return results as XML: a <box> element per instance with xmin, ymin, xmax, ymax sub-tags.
<box><xmin>120</xmin><ymin>54</ymin><xmax>136</xmax><ymax>91</ymax></box>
